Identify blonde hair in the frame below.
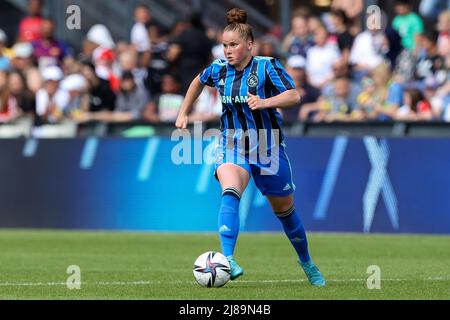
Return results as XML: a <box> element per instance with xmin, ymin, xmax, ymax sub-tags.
<box><xmin>371</xmin><ymin>63</ymin><xmax>392</xmax><ymax>103</ymax></box>
<box><xmin>372</xmin><ymin>63</ymin><xmax>392</xmax><ymax>86</ymax></box>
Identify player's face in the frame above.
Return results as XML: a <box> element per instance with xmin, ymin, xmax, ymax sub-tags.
<box><xmin>222</xmin><ymin>31</ymin><xmax>252</xmax><ymax>68</ymax></box>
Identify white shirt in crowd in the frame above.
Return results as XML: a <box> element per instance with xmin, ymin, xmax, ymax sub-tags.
<box><xmin>36</xmin><ymin>88</ymin><xmax>70</xmax><ymax>116</ymax></box>
<box><xmin>212</xmin><ymin>44</ymin><xmax>226</xmax><ymax>60</ymax></box>
<box><xmin>194</xmin><ymin>88</ymin><xmax>222</xmax><ymax>117</ymax></box>
<box><xmin>306</xmin><ymin>43</ymin><xmax>340</xmax><ymax>88</ymax></box>
<box><xmin>349</xmin><ymin>31</ymin><xmax>384</xmax><ymax>70</ymax></box>
<box><xmin>131</xmin><ymin>22</ymin><xmax>151</xmax><ymax>53</ymax></box>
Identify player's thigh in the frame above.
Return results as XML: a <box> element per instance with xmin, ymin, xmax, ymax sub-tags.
<box><xmin>216</xmin><ymin>163</ymin><xmax>250</xmax><ymax>194</ymax></box>
<box><xmin>266</xmin><ymin>194</ymin><xmax>294</xmax><ymax>213</ymax></box>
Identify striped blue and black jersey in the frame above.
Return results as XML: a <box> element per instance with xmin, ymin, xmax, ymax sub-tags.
<box><xmin>199</xmin><ymin>56</ymin><xmax>296</xmax><ymax>153</ymax></box>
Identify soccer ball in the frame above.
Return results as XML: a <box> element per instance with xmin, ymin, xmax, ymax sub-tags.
<box><xmin>193</xmin><ymin>251</ymin><xmax>231</xmax><ymax>288</ymax></box>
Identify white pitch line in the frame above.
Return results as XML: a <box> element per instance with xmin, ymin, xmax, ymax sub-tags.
<box><xmin>0</xmin><ymin>278</ymin><xmax>448</xmax><ymax>287</ymax></box>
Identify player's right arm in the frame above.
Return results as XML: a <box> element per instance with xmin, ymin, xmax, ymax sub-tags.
<box><xmin>175</xmin><ymin>74</ymin><xmax>205</xmax><ymax>129</ymax></box>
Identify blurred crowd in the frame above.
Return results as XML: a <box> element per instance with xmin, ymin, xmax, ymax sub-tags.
<box><xmin>280</xmin><ymin>0</ymin><xmax>450</xmax><ymax>123</ymax></box>
<box><xmin>0</xmin><ymin>0</ymin><xmax>449</xmax><ymax>134</ymax></box>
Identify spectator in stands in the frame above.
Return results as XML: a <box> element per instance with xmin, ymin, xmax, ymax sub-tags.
<box><xmin>62</xmin><ymin>55</ymin><xmax>82</xmax><ymax>76</ymax></box>
<box><xmin>306</xmin><ymin>26</ymin><xmax>341</xmax><ymax>89</ymax></box>
<box><xmin>282</xmin><ymin>14</ymin><xmax>315</xmax><ymax>58</ymax></box>
<box><xmin>415</xmin><ymin>30</ymin><xmax>445</xmax><ymax>85</ymax></box>
<box><xmin>119</xmin><ymin>49</ymin><xmax>147</xmax><ymax>89</ymax></box>
<box><xmin>131</xmin><ymin>3</ymin><xmax>152</xmax><ymax>69</ymax></box>
<box><xmin>329</xmin><ymin>9</ymin><xmax>354</xmax><ymax>67</ymax></box>
<box><xmin>423</xmin><ymin>76</ymin><xmax>440</xmax><ymax>104</ymax></box>
<box><xmin>393</xmin><ymin>48</ymin><xmax>416</xmax><ymax>83</ymax></box>
<box><xmin>8</xmin><ymin>71</ymin><xmax>35</xmax><ymax>115</ymax></box>
<box><xmin>357</xmin><ymin>63</ymin><xmax>402</xmax><ymax>121</ymax></box>
<box><xmin>0</xmin><ymin>30</ymin><xmax>13</xmax><ymax>71</ymax></box>
<box><xmin>257</xmin><ymin>35</ymin><xmax>280</xmax><ymax>59</ymax></box>
<box><xmin>430</xmin><ymin>79</ymin><xmax>450</xmax><ymax>121</ymax></box>
<box><xmin>383</xmin><ymin>26</ymin><xmax>404</xmax><ymax>71</ymax></box>
<box><xmin>82</xmin><ymin>24</ymin><xmax>114</xmax><ymax>60</ymax></box>
<box><xmin>349</xmin><ymin>28</ymin><xmax>386</xmax><ymax>82</ymax></box>
<box><xmin>4</xmin><ymin>1</ymin><xmax>450</xmax><ymax>130</ymax></box>
<box><xmin>18</xmin><ymin>0</ymin><xmax>44</xmax><ymax>43</ymax></box>
<box><xmin>24</xmin><ymin>69</ymin><xmax>42</xmax><ymax>97</ymax></box>
<box><xmin>167</xmin><ymin>13</ymin><xmax>213</xmax><ymax>93</ymax></box>
<box><xmin>437</xmin><ymin>11</ymin><xmax>450</xmax><ymax>58</ymax></box>
<box><xmin>80</xmin><ymin>62</ymin><xmax>115</xmax><ymax>113</ymax></box>
<box><xmin>395</xmin><ymin>88</ymin><xmax>433</xmax><ymax>120</ymax></box>
<box><xmin>0</xmin><ymin>71</ymin><xmax>20</xmax><ymax>123</ymax></box>
<box><xmin>308</xmin><ymin>15</ymin><xmax>324</xmax><ymax>35</ymax></box>
<box><xmin>144</xmin><ymin>23</ymin><xmax>170</xmax><ymax>97</ymax></box>
<box><xmin>419</xmin><ymin>0</ymin><xmax>450</xmax><ymax>20</ymax></box>
<box><xmin>60</xmin><ymin>73</ymin><xmax>89</xmax><ymax>118</ymax></box>
<box><xmin>188</xmin><ymin>86</ymin><xmax>222</xmax><ymax>124</ymax></box>
<box><xmin>392</xmin><ymin>0</ymin><xmax>424</xmax><ymax>52</ymax></box>
<box><xmin>143</xmin><ymin>73</ymin><xmax>183</xmax><ymax>123</ymax></box>
<box><xmin>11</xmin><ymin>42</ymin><xmax>42</xmax><ymax>95</ymax></box>
<box><xmin>35</xmin><ymin>65</ymin><xmax>69</xmax><ymax>123</ymax></box>
<box><xmin>209</xmin><ymin>28</ymin><xmax>226</xmax><ymax>60</ymax></box>
<box><xmin>354</xmin><ymin>77</ymin><xmax>377</xmax><ymax>120</ymax></box>
<box><xmin>303</xmin><ymin>77</ymin><xmax>356</xmax><ymax>122</ymax></box>
<box><xmin>11</xmin><ymin>43</ymin><xmax>34</xmax><ymax>72</ymax></box>
<box><xmin>32</xmin><ymin>18</ymin><xmax>70</xmax><ymax>69</ymax></box>
<box><xmin>331</xmin><ymin>0</ymin><xmax>364</xmax><ymax>36</ymax></box>
<box><xmin>282</xmin><ymin>55</ymin><xmax>321</xmax><ymax>123</ymax></box>
<box><xmin>83</xmin><ymin>24</ymin><xmax>119</xmax><ymax>93</ymax></box>
<box><xmin>114</xmin><ymin>71</ymin><xmax>149</xmax><ymax>121</ymax></box>
<box><xmin>169</xmin><ymin>19</ymin><xmax>190</xmax><ymax>39</ymax></box>
<box><xmin>364</xmin><ymin>6</ymin><xmax>403</xmax><ymax>71</ymax></box>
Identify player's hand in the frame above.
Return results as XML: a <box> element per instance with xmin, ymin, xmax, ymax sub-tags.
<box><xmin>175</xmin><ymin>113</ymin><xmax>189</xmax><ymax>129</ymax></box>
<box><xmin>247</xmin><ymin>93</ymin><xmax>266</xmax><ymax>110</ymax></box>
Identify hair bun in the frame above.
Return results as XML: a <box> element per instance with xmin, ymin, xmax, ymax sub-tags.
<box><xmin>226</xmin><ymin>8</ymin><xmax>247</xmax><ymax>24</ymax></box>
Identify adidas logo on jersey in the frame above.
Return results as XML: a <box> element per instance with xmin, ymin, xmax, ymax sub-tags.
<box><xmin>218</xmin><ymin>79</ymin><xmax>225</xmax><ymax>86</ymax></box>
<box><xmin>219</xmin><ymin>225</ymin><xmax>231</xmax><ymax>233</ymax></box>
<box><xmin>283</xmin><ymin>183</ymin><xmax>292</xmax><ymax>191</ymax></box>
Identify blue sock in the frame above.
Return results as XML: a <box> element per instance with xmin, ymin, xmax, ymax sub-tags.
<box><xmin>276</xmin><ymin>206</ymin><xmax>311</xmax><ymax>263</ymax></box>
<box><xmin>218</xmin><ymin>187</ymin><xmax>241</xmax><ymax>258</ymax></box>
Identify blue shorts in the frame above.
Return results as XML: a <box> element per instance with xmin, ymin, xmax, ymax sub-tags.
<box><xmin>213</xmin><ymin>143</ymin><xmax>296</xmax><ymax>197</ymax></box>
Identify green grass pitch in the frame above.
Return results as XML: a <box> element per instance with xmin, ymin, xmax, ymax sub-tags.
<box><xmin>0</xmin><ymin>230</ymin><xmax>449</xmax><ymax>299</ymax></box>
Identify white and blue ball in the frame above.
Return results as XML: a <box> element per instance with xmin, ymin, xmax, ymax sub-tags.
<box><xmin>193</xmin><ymin>251</ymin><xmax>231</xmax><ymax>288</ymax></box>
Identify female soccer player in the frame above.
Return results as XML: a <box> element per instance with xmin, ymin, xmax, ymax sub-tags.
<box><xmin>175</xmin><ymin>8</ymin><xmax>325</xmax><ymax>286</ymax></box>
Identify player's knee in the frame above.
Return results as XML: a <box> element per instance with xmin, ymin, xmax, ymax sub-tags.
<box><xmin>271</xmin><ymin>199</ymin><xmax>294</xmax><ymax>213</ymax></box>
<box><xmin>274</xmin><ymin>205</ymin><xmax>295</xmax><ymax>219</ymax></box>
<box><xmin>269</xmin><ymin>196</ymin><xmax>294</xmax><ymax>214</ymax></box>
<box><xmin>219</xmin><ymin>187</ymin><xmax>241</xmax><ymax>215</ymax></box>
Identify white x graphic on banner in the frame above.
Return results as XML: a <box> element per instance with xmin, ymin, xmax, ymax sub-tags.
<box><xmin>363</xmin><ymin>137</ymin><xmax>399</xmax><ymax>233</ymax></box>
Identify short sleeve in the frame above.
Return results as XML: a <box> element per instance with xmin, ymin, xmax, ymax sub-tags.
<box><xmin>265</xmin><ymin>58</ymin><xmax>295</xmax><ymax>94</ymax></box>
<box><xmin>412</xmin><ymin>15</ymin><xmax>424</xmax><ymax>35</ymax></box>
<box><xmin>199</xmin><ymin>64</ymin><xmax>215</xmax><ymax>87</ymax></box>
<box><xmin>131</xmin><ymin>23</ymin><xmax>151</xmax><ymax>52</ymax></box>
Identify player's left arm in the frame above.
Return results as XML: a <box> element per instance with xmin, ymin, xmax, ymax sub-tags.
<box><xmin>247</xmin><ymin>89</ymin><xmax>300</xmax><ymax>110</ymax></box>
<box><xmin>248</xmin><ymin>58</ymin><xmax>300</xmax><ymax>110</ymax></box>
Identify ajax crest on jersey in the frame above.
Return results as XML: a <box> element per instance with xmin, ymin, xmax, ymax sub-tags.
<box><xmin>247</xmin><ymin>73</ymin><xmax>259</xmax><ymax>88</ymax></box>
<box><xmin>193</xmin><ymin>251</ymin><xmax>231</xmax><ymax>288</ymax></box>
